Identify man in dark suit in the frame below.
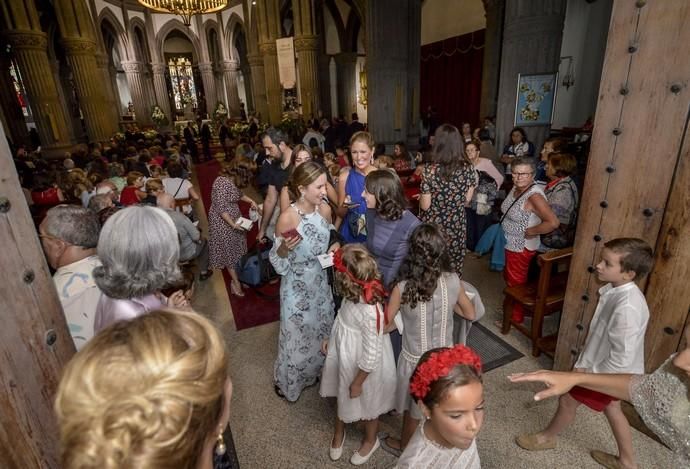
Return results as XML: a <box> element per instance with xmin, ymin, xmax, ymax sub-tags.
<box><xmin>183</xmin><ymin>122</ymin><xmax>198</xmax><ymax>163</ymax></box>
<box><xmin>348</xmin><ymin>112</ymin><xmax>365</xmax><ymax>142</ymax></box>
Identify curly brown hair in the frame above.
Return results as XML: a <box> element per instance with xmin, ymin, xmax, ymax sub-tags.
<box><xmin>364</xmin><ymin>169</ymin><xmax>408</xmax><ymax>221</ymax></box>
<box><xmin>335</xmin><ymin>244</ymin><xmax>385</xmax><ymax>305</ymax></box>
<box><xmin>395</xmin><ymin>223</ymin><xmax>454</xmax><ymax>308</ymax></box>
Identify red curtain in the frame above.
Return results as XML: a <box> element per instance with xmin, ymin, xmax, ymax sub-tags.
<box><xmin>420</xmin><ymin>29</ymin><xmax>485</xmax><ymax>130</ymax></box>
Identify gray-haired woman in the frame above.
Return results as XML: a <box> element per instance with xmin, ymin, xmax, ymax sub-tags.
<box><xmin>93</xmin><ymin>206</ymin><xmax>188</xmax><ymax>332</ymax></box>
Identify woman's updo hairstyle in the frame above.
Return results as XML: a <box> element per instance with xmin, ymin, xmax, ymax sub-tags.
<box><xmin>414</xmin><ymin>346</ymin><xmax>482</xmax><ymax>410</ymax></box>
<box><xmin>364</xmin><ymin>169</ymin><xmax>408</xmax><ymax>221</ymax></box>
<box><xmin>287</xmin><ymin>160</ymin><xmax>326</xmax><ymax>202</ymax></box>
<box><xmin>55</xmin><ymin>309</ymin><xmax>229</xmax><ymax>469</ymax></box>
<box><xmin>350</xmin><ymin>131</ymin><xmax>375</xmax><ymax>150</ymax></box>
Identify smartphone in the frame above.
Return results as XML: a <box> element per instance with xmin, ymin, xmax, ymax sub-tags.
<box><xmin>281</xmin><ymin>228</ymin><xmax>301</xmax><ymax>239</ymax></box>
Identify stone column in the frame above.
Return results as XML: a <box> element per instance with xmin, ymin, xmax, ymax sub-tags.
<box><xmin>151</xmin><ymin>62</ymin><xmax>172</xmax><ymax>123</ymax></box>
<box><xmin>480</xmin><ymin>0</ymin><xmax>505</xmax><ymax>119</ymax></box>
<box><xmin>495</xmin><ymin>0</ymin><xmax>566</xmax><ymax>152</ymax></box>
<box><xmin>294</xmin><ymin>35</ymin><xmax>319</xmax><ymax>118</ymax></box>
<box><xmin>96</xmin><ymin>52</ymin><xmax>119</xmax><ymax>135</ymax></box>
<box><xmin>0</xmin><ymin>52</ymin><xmax>29</xmax><ymax>147</ymax></box>
<box><xmin>365</xmin><ymin>0</ymin><xmax>421</xmax><ymax>146</ymax></box>
<box><xmin>260</xmin><ymin>42</ymin><xmax>282</xmax><ymax>125</ymax></box>
<box><xmin>292</xmin><ymin>0</ymin><xmax>320</xmax><ymax>117</ymax></box>
<box><xmin>247</xmin><ymin>52</ymin><xmax>268</xmax><ymax>120</ymax></box>
<box><xmin>121</xmin><ymin>61</ymin><xmax>151</xmax><ymax>125</ymax></box>
<box><xmin>198</xmin><ymin>62</ymin><xmax>216</xmax><ymax>117</ymax></box>
<box><xmin>5</xmin><ymin>30</ymin><xmax>72</xmax><ymax>154</ymax></box>
<box><xmin>222</xmin><ymin>60</ymin><xmax>242</xmax><ymax>117</ymax></box>
<box><xmin>313</xmin><ymin>0</ymin><xmax>331</xmax><ymax>117</ymax></box>
<box><xmin>405</xmin><ymin>0</ymin><xmax>421</xmax><ymax>148</ymax></box>
<box><xmin>334</xmin><ymin>52</ymin><xmax>358</xmax><ymax>120</ymax></box>
<box><xmin>61</xmin><ymin>37</ymin><xmax>111</xmax><ymax>141</ymax></box>
<box><xmin>240</xmin><ymin>61</ymin><xmax>254</xmax><ymax>113</ymax></box>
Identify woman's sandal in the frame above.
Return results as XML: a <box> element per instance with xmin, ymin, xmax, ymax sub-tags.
<box><xmin>273</xmin><ymin>384</ymin><xmax>286</xmax><ymax>399</ymax></box>
<box><xmin>377</xmin><ymin>432</ymin><xmax>402</xmax><ymax>457</ymax></box>
<box><xmin>230</xmin><ymin>281</ymin><xmax>245</xmax><ymax>297</ymax></box>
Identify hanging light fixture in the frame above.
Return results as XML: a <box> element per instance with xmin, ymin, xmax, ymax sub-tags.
<box><xmin>137</xmin><ymin>0</ymin><xmax>228</xmax><ymax>27</ymax></box>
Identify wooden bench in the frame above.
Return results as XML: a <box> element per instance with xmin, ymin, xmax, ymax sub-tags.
<box><xmin>501</xmin><ymin>247</ymin><xmax>573</xmax><ymax>357</ymax></box>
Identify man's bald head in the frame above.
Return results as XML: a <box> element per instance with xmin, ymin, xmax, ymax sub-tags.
<box><xmin>157</xmin><ymin>192</ymin><xmax>175</xmax><ymax>210</ymax></box>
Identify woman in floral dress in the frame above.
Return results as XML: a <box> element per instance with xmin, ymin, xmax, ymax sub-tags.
<box><xmin>270</xmin><ymin>162</ymin><xmax>337</xmax><ymax>402</ymax></box>
<box><xmin>208</xmin><ymin>160</ymin><xmax>257</xmax><ymax>296</ymax></box>
<box><xmin>419</xmin><ymin>124</ymin><xmax>476</xmax><ymax>275</ymax></box>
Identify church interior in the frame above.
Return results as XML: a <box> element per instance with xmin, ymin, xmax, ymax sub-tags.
<box><xmin>1</xmin><ymin>0</ymin><xmax>688</xmax><ymax>468</ymax></box>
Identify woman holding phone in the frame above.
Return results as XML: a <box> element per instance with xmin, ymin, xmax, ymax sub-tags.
<box><xmin>270</xmin><ymin>162</ymin><xmax>337</xmax><ymax>402</ymax></box>
<box><xmin>336</xmin><ymin>131</ymin><xmax>377</xmax><ymax>243</ymax></box>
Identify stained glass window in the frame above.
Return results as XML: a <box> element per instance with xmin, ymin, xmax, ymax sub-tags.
<box><xmin>168</xmin><ymin>57</ymin><xmax>198</xmax><ymax>111</ymax></box>
<box><xmin>9</xmin><ymin>60</ymin><xmax>32</xmax><ymax>119</ymax></box>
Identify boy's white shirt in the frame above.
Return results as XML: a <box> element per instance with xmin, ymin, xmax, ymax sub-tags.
<box><xmin>574</xmin><ymin>281</ymin><xmax>649</xmax><ymax>375</ymax></box>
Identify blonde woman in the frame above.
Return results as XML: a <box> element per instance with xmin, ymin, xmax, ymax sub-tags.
<box><xmin>55</xmin><ymin>309</ymin><xmax>233</xmax><ymax>469</ymax></box>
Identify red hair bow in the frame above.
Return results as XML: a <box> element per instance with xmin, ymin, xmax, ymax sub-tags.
<box><xmin>332</xmin><ymin>249</ymin><xmax>387</xmax><ymax>332</ymax></box>
<box><xmin>409</xmin><ymin>345</ymin><xmax>482</xmax><ymax>400</ymax></box>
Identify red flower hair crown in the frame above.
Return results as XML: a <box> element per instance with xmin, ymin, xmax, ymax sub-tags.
<box><xmin>409</xmin><ymin>345</ymin><xmax>482</xmax><ymax>400</ymax></box>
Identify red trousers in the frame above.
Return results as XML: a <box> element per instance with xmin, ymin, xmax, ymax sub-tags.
<box><xmin>504</xmin><ymin>248</ymin><xmax>537</xmax><ymax>322</ymax></box>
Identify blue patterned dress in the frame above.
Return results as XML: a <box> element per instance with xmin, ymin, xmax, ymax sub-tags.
<box><xmin>269</xmin><ymin>206</ymin><xmax>335</xmax><ymax>402</ymax></box>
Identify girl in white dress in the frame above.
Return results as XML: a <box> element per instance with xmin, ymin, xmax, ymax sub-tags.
<box><xmin>381</xmin><ymin>223</ymin><xmax>477</xmax><ymax>455</ymax></box>
<box><xmin>396</xmin><ymin>345</ymin><xmax>485</xmax><ymax>469</ymax></box>
<box><xmin>320</xmin><ymin>244</ymin><xmax>396</xmax><ymax>465</ymax></box>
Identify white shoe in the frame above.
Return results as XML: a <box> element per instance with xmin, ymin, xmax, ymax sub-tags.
<box><xmin>350</xmin><ymin>438</ymin><xmax>380</xmax><ymax>465</ymax></box>
<box><xmin>329</xmin><ymin>431</ymin><xmax>346</xmax><ymax>461</ymax></box>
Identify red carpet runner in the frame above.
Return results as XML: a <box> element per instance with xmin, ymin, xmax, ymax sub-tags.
<box><xmin>194</xmin><ymin>160</ymin><xmax>280</xmax><ymax>330</ymax></box>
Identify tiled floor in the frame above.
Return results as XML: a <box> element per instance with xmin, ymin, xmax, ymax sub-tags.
<box><xmin>189</xmin><ymin>180</ymin><xmax>673</xmax><ymax>468</ymax></box>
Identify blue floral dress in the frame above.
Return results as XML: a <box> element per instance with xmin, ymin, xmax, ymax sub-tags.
<box><xmin>269</xmin><ymin>207</ymin><xmax>335</xmax><ymax>402</ymax></box>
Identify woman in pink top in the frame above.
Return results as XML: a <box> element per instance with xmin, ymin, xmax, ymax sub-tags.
<box><xmin>464</xmin><ymin>139</ymin><xmax>504</xmax><ymax>251</ymax></box>
<box><xmin>93</xmin><ymin>206</ymin><xmax>190</xmax><ymax>333</ymax></box>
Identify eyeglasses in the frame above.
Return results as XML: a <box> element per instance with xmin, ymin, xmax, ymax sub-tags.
<box><xmin>512</xmin><ymin>172</ymin><xmax>534</xmax><ymax>178</ymax></box>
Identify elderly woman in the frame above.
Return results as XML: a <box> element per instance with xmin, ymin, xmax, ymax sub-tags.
<box><xmin>55</xmin><ymin>309</ymin><xmax>234</xmax><ymax>469</ymax></box>
<box><xmin>93</xmin><ymin>206</ymin><xmax>188</xmax><ymax>332</ymax></box>
<box><xmin>541</xmin><ymin>152</ymin><xmax>579</xmax><ymax>250</ymax></box>
<box><xmin>419</xmin><ymin>124</ymin><xmax>476</xmax><ymax>275</ymax></box>
<box><xmin>501</xmin><ymin>158</ymin><xmax>559</xmax><ymax>324</ymax></box>
<box><xmin>465</xmin><ymin>139</ymin><xmax>504</xmax><ymax>251</ymax></box>
<box><xmin>509</xmin><ymin>325</ymin><xmax>690</xmax><ymax>467</ymax></box>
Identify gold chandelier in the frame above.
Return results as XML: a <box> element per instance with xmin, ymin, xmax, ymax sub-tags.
<box><xmin>137</xmin><ymin>0</ymin><xmax>228</xmax><ymax>26</ymax></box>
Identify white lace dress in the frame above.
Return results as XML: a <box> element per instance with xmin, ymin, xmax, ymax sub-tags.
<box><xmin>396</xmin><ymin>421</ymin><xmax>481</xmax><ymax>469</ymax></box>
<box><xmin>629</xmin><ymin>356</ymin><xmax>690</xmax><ymax>466</ymax></box>
<box><xmin>319</xmin><ymin>300</ymin><xmax>396</xmax><ymax>423</ymax></box>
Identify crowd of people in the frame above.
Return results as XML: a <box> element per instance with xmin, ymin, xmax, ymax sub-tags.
<box><xmin>11</xmin><ymin>114</ymin><xmax>688</xmax><ymax>468</ymax></box>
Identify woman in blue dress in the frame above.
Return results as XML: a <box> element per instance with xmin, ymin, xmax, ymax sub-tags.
<box><xmin>270</xmin><ymin>161</ymin><xmax>338</xmax><ymax>402</ymax></box>
<box><xmin>336</xmin><ymin>131</ymin><xmax>377</xmax><ymax>243</ymax></box>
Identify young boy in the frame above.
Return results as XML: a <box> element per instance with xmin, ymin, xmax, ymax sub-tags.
<box><xmin>516</xmin><ymin>237</ymin><xmax>654</xmax><ymax>469</ymax></box>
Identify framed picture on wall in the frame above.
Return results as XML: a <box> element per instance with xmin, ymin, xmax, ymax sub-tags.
<box><xmin>514</xmin><ymin>72</ymin><xmax>558</xmax><ymax>126</ymax></box>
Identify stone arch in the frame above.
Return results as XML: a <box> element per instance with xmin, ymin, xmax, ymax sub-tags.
<box><xmin>156</xmin><ymin>19</ymin><xmax>201</xmax><ymax>64</ymax></box>
<box><xmin>225</xmin><ymin>12</ymin><xmax>245</xmax><ymax>62</ymax></box>
<box><xmin>130</xmin><ymin>19</ymin><xmax>152</xmax><ymax>64</ymax></box>
<box><xmin>204</xmin><ymin>19</ymin><xmax>222</xmax><ymax>64</ymax></box>
<box><xmin>98</xmin><ymin>7</ymin><xmax>130</xmax><ymax>61</ymax></box>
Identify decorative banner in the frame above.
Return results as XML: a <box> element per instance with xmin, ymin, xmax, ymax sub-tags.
<box><xmin>276</xmin><ymin>37</ymin><xmax>296</xmax><ymax>89</ymax></box>
<box><xmin>514</xmin><ymin>72</ymin><xmax>558</xmax><ymax>126</ymax></box>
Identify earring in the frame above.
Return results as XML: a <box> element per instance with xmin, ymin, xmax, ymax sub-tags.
<box><xmin>214</xmin><ymin>428</ymin><xmax>227</xmax><ymax>456</ymax></box>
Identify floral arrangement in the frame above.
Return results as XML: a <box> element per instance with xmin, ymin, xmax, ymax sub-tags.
<box><xmin>151</xmin><ymin>105</ymin><xmax>168</xmax><ymax>126</ymax></box>
<box><xmin>278</xmin><ymin>113</ymin><xmax>306</xmax><ymax>143</ymax></box>
<box><xmin>214</xmin><ymin>102</ymin><xmax>228</xmax><ymax>121</ymax></box>
<box><xmin>409</xmin><ymin>345</ymin><xmax>482</xmax><ymax>400</ymax></box>
<box><xmin>143</xmin><ymin>129</ymin><xmax>159</xmax><ymax>140</ymax></box>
